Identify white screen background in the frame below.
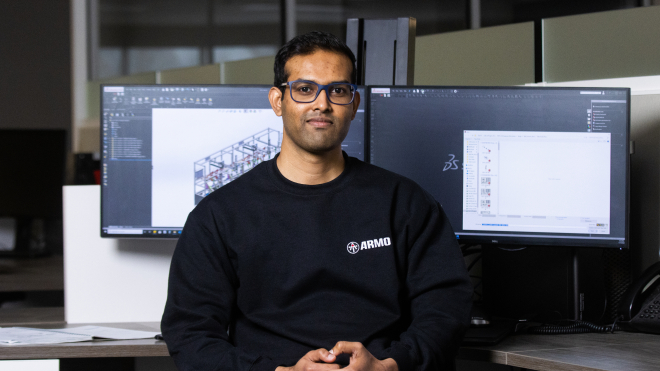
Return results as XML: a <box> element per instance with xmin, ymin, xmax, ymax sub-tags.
<box><xmin>498</xmin><ymin>141</ymin><xmax>610</xmax><ymax>218</ymax></box>
<box><xmin>151</xmin><ymin>108</ymin><xmax>282</xmax><ymax>227</ymax></box>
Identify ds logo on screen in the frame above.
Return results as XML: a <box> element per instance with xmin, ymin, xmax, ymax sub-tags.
<box><xmin>443</xmin><ymin>154</ymin><xmax>463</xmax><ymax>171</ymax></box>
<box><xmin>346</xmin><ymin>238</ymin><xmax>392</xmax><ymax>254</ymax></box>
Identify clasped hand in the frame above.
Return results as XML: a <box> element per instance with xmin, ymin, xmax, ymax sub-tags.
<box><xmin>275</xmin><ymin>341</ymin><xmax>398</xmax><ymax>371</ymax></box>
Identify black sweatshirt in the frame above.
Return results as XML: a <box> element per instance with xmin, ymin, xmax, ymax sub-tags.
<box><xmin>161</xmin><ymin>153</ymin><xmax>472</xmax><ymax>371</ymax></box>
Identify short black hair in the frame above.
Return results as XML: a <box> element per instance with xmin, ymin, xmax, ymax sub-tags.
<box><xmin>274</xmin><ymin>31</ymin><xmax>357</xmax><ymax>91</ymax></box>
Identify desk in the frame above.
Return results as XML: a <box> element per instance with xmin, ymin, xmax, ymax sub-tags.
<box><xmin>2</xmin><ymin>322</ymin><xmax>660</xmax><ymax>371</ymax></box>
<box><xmin>0</xmin><ymin>322</ymin><xmax>167</xmax><ymax>360</ymax></box>
<box><xmin>459</xmin><ymin>332</ymin><xmax>660</xmax><ymax>371</ymax></box>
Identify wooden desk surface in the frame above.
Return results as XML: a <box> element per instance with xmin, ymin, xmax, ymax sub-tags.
<box><xmin>0</xmin><ymin>255</ymin><xmax>64</xmax><ymax>292</ymax></box>
<box><xmin>3</xmin><ymin>320</ymin><xmax>660</xmax><ymax>369</ymax></box>
<box><xmin>0</xmin><ymin>322</ymin><xmax>168</xmax><ymax>360</ymax></box>
<box><xmin>459</xmin><ymin>331</ymin><xmax>660</xmax><ymax>371</ymax></box>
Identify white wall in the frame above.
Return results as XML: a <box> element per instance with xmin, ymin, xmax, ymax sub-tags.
<box><xmin>63</xmin><ymin>185</ymin><xmax>176</xmax><ymax>324</ymax></box>
<box><xmin>0</xmin><ymin>360</ymin><xmax>58</xmax><ymax>371</ymax></box>
<box><xmin>528</xmin><ymin>74</ymin><xmax>660</xmax><ymax>95</ymax></box>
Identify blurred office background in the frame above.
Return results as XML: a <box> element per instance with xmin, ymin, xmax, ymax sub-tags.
<box><xmin>2</xmin><ymin>0</ymin><xmax>657</xmax><ymax>134</ymax></box>
<box><xmin>0</xmin><ymin>0</ymin><xmax>659</xmax><ymax>307</ymax></box>
<box><xmin>3</xmin><ymin>0</ymin><xmax>657</xmax><ymax>130</ymax></box>
<box><xmin>94</xmin><ymin>0</ymin><xmax>651</xmax><ymax>79</ymax></box>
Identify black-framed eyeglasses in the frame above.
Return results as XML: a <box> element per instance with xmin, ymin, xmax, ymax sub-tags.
<box><xmin>281</xmin><ymin>80</ymin><xmax>357</xmax><ymax>105</ymax></box>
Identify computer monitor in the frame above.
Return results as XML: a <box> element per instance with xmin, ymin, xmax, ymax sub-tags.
<box><xmin>0</xmin><ymin>129</ymin><xmax>67</xmax><ymax>254</ymax></box>
<box><xmin>101</xmin><ymin>84</ymin><xmax>366</xmax><ymax>238</ymax></box>
<box><xmin>368</xmin><ymin>86</ymin><xmax>630</xmax><ymax>248</ymax></box>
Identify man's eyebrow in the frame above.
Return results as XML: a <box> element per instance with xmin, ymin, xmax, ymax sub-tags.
<box><xmin>328</xmin><ymin>79</ymin><xmax>351</xmax><ymax>84</ymax></box>
<box><xmin>294</xmin><ymin>78</ymin><xmax>351</xmax><ymax>84</ymax></box>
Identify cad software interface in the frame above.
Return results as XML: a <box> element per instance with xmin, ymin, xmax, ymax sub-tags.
<box><xmin>101</xmin><ymin>85</ymin><xmax>366</xmax><ymax>237</ymax></box>
<box><xmin>369</xmin><ymin>87</ymin><xmax>628</xmax><ymax>247</ymax></box>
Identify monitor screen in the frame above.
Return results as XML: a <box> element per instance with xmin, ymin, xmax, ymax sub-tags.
<box><xmin>0</xmin><ymin>129</ymin><xmax>66</xmax><ymax>219</ymax></box>
<box><xmin>369</xmin><ymin>86</ymin><xmax>630</xmax><ymax>248</ymax></box>
<box><xmin>101</xmin><ymin>84</ymin><xmax>366</xmax><ymax>238</ymax></box>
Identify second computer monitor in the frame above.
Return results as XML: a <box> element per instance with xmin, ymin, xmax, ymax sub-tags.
<box><xmin>369</xmin><ymin>86</ymin><xmax>629</xmax><ymax>248</ymax></box>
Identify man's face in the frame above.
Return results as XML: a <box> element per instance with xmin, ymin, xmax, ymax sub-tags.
<box><xmin>269</xmin><ymin>49</ymin><xmax>360</xmax><ymax>155</ymax></box>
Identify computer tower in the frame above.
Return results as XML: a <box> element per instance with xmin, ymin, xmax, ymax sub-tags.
<box><xmin>482</xmin><ymin>246</ymin><xmax>607</xmax><ymax>323</ymax></box>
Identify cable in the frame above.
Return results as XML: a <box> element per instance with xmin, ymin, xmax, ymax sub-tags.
<box><xmin>497</xmin><ymin>246</ymin><xmax>527</xmax><ymax>251</ymax></box>
<box><xmin>611</xmin><ymin>315</ymin><xmax>622</xmax><ymax>333</ymax></box>
<box><xmin>527</xmin><ymin>320</ymin><xmax>622</xmax><ymax>334</ymax></box>
<box><xmin>462</xmin><ymin>249</ymin><xmax>482</xmax><ymax>257</ymax></box>
<box><xmin>597</xmin><ymin>298</ymin><xmax>608</xmax><ymax>324</ymax></box>
<box><xmin>461</xmin><ymin>244</ymin><xmax>479</xmax><ymax>254</ymax></box>
<box><xmin>466</xmin><ymin>254</ymin><xmax>482</xmax><ymax>272</ymax></box>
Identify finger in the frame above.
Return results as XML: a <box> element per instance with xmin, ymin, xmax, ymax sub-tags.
<box><xmin>306</xmin><ymin>348</ymin><xmax>336</xmax><ymax>363</ymax></box>
<box><xmin>310</xmin><ymin>363</ymin><xmax>341</xmax><ymax>371</ymax></box>
<box><xmin>306</xmin><ymin>364</ymin><xmax>341</xmax><ymax>371</ymax></box>
<box><xmin>329</xmin><ymin>341</ymin><xmax>362</xmax><ymax>357</ymax></box>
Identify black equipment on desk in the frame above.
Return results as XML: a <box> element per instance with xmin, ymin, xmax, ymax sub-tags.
<box><xmin>462</xmin><ymin>320</ymin><xmax>513</xmax><ymax>345</ymax></box>
<box><xmin>523</xmin><ymin>261</ymin><xmax>660</xmax><ymax>335</ymax></box>
<box><xmin>618</xmin><ymin>261</ymin><xmax>660</xmax><ymax>334</ymax></box>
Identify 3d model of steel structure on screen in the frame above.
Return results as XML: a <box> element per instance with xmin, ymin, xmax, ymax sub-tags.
<box><xmin>194</xmin><ymin>128</ymin><xmax>282</xmax><ymax>204</ymax></box>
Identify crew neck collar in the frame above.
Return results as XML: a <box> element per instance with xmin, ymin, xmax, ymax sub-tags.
<box><xmin>268</xmin><ymin>151</ymin><xmax>354</xmax><ymax>196</ymax></box>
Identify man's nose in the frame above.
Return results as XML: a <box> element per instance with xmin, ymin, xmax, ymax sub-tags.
<box><xmin>312</xmin><ymin>88</ymin><xmax>331</xmax><ymax>110</ymax></box>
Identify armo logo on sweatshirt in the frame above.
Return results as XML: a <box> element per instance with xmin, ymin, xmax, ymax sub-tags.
<box><xmin>346</xmin><ymin>238</ymin><xmax>392</xmax><ymax>254</ymax></box>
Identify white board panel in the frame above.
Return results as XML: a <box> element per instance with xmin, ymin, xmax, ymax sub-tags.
<box><xmin>63</xmin><ymin>185</ymin><xmax>176</xmax><ymax>324</ymax></box>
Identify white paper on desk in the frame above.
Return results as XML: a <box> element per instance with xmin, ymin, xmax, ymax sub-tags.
<box><xmin>0</xmin><ymin>327</ymin><xmax>92</xmax><ymax>345</ymax></box>
<box><xmin>63</xmin><ymin>325</ymin><xmax>160</xmax><ymax>340</ymax></box>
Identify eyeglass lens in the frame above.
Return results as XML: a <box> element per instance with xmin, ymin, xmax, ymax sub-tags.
<box><xmin>290</xmin><ymin>82</ymin><xmax>354</xmax><ymax>104</ymax></box>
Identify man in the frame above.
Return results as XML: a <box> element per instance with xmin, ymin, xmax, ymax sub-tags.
<box><xmin>161</xmin><ymin>31</ymin><xmax>472</xmax><ymax>371</ymax></box>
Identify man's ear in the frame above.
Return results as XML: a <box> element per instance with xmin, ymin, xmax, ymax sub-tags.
<box><xmin>269</xmin><ymin>87</ymin><xmax>283</xmax><ymax>117</ymax></box>
<box><xmin>351</xmin><ymin>90</ymin><xmax>361</xmax><ymax>120</ymax></box>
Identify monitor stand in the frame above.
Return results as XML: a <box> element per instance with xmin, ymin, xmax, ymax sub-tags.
<box><xmin>571</xmin><ymin>247</ymin><xmax>581</xmax><ymax>320</ymax></box>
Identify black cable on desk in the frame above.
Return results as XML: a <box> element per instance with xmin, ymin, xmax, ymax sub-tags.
<box><xmin>527</xmin><ymin>320</ymin><xmax>622</xmax><ymax>334</ymax></box>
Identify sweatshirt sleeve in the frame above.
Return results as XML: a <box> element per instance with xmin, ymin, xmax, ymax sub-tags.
<box><xmin>375</xmin><ymin>197</ymin><xmax>473</xmax><ymax>371</ymax></box>
<box><xmin>161</xmin><ymin>208</ymin><xmax>280</xmax><ymax>371</ymax></box>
